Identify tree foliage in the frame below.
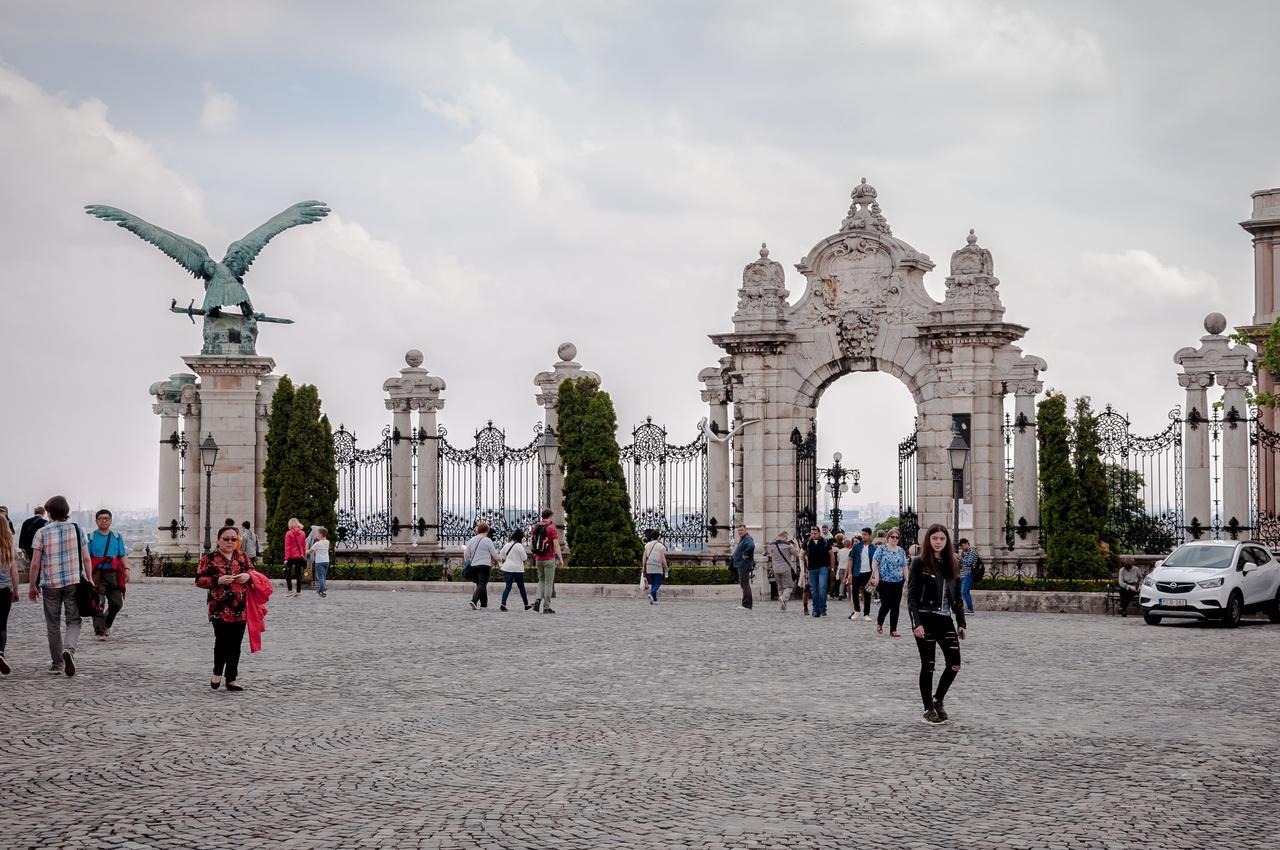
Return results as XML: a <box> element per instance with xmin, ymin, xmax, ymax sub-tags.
<box><xmin>1039</xmin><ymin>393</ymin><xmax>1117</xmax><ymax>578</ymax></box>
<box><xmin>264</xmin><ymin>379</ymin><xmax>338</xmax><ymax>564</ymax></box>
<box><xmin>1072</xmin><ymin>397</ymin><xmax>1111</xmax><ymax>573</ymax></box>
<box><xmin>557</xmin><ymin>377</ymin><xmax>643</xmax><ymax>566</ymax></box>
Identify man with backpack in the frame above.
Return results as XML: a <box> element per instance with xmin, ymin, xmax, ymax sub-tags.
<box><xmin>87</xmin><ymin>509</ymin><xmax>129</xmax><ymax>640</ymax></box>
<box><xmin>530</xmin><ymin>509</ymin><xmax>564</xmax><ymax>614</ymax></box>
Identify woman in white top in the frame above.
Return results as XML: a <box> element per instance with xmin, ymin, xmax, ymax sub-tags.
<box><xmin>498</xmin><ymin>529</ymin><xmax>532</xmax><ymax>612</ymax></box>
<box><xmin>463</xmin><ymin>521</ymin><xmax>501</xmax><ymax>610</ymax></box>
<box><xmin>833</xmin><ymin>534</ymin><xmax>851</xmax><ymax>604</ymax></box>
<box><xmin>640</xmin><ymin>529</ymin><xmax>669</xmax><ymax>604</ymax></box>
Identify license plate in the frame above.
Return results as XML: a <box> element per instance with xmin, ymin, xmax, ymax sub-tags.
<box><xmin>1161</xmin><ymin>599</ymin><xmax>1187</xmax><ymax>607</ymax></box>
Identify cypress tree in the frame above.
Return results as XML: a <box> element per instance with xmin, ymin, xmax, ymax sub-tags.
<box><xmin>1072</xmin><ymin>397</ymin><xmax>1111</xmax><ymax>577</ymax></box>
<box><xmin>558</xmin><ymin>377</ymin><xmax>643</xmax><ymax>566</ymax></box>
<box><xmin>1039</xmin><ymin>393</ymin><xmax>1094</xmax><ymax>579</ymax></box>
<box><xmin>263</xmin><ymin>376</ymin><xmax>296</xmax><ymax>564</ymax></box>
<box><xmin>264</xmin><ymin>380</ymin><xmax>338</xmax><ymax>563</ymax></box>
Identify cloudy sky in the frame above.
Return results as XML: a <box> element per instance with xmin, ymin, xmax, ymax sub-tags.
<box><xmin>1</xmin><ymin>1</ymin><xmax>1277</xmax><ymax>515</ymax></box>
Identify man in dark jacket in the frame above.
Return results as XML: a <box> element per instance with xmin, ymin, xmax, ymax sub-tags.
<box><xmin>731</xmin><ymin>525</ymin><xmax>755</xmax><ymax>610</ymax></box>
<box><xmin>18</xmin><ymin>505</ymin><xmax>47</xmax><ymax>561</ymax></box>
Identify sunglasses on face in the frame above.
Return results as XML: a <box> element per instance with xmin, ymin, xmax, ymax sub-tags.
<box><xmin>218</xmin><ymin>536</ymin><xmax>237</xmax><ymax>543</ymax></box>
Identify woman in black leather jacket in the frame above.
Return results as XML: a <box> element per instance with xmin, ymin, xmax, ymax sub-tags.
<box><xmin>907</xmin><ymin>523</ymin><xmax>968</xmax><ymax>724</ymax></box>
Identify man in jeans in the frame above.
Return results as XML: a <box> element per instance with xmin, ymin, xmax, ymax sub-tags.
<box><xmin>28</xmin><ymin>495</ymin><xmax>94</xmax><ymax>676</ymax></box>
<box><xmin>957</xmin><ymin>538</ymin><xmax>979</xmax><ymax>615</ymax></box>
<box><xmin>803</xmin><ymin>526</ymin><xmax>834</xmax><ymax>618</ymax></box>
<box><xmin>732</xmin><ymin>524</ymin><xmax>755</xmax><ymax>610</ymax></box>
<box><xmin>87</xmin><ymin>508</ymin><xmax>129</xmax><ymax>640</ymax></box>
<box><xmin>530</xmin><ymin>509</ymin><xmax>564</xmax><ymax>614</ymax></box>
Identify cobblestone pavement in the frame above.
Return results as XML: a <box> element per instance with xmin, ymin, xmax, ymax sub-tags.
<box><xmin>2</xmin><ymin>584</ymin><xmax>1278</xmax><ymax>849</ymax></box>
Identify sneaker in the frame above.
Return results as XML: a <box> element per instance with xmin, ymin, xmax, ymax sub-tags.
<box><xmin>533</xmin><ymin>599</ymin><xmax>542</xmax><ymax>612</ymax></box>
<box><xmin>95</xmin><ymin>634</ymin><xmax>107</xmax><ymax>642</ymax></box>
<box><xmin>499</xmin><ymin>605</ymin><xmax>509</xmax><ymax>612</ymax></box>
<box><xmin>543</xmin><ymin>607</ymin><xmax>556</xmax><ymax>614</ymax></box>
<box><xmin>863</xmin><ymin>614</ymin><xmax>871</xmax><ymax>621</ymax></box>
<box><xmin>738</xmin><ymin>605</ymin><xmax>751</xmax><ymax>610</ymax></box>
<box><xmin>649</xmin><ymin>597</ymin><xmax>654</xmax><ymax>605</ymax></box>
<box><xmin>922</xmin><ymin>709</ymin><xmax>943</xmax><ymax>724</ymax></box>
<box><xmin>877</xmin><ymin>624</ymin><xmax>884</xmax><ymax>635</ymax></box>
<box><xmin>318</xmin><ymin>591</ymin><xmax>327</xmax><ymax>598</ymax></box>
<box><xmin>468</xmin><ymin>601</ymin><xmax>478</xmax><ymax>610</ymax></box>
<box><xmin>524</xmin><ymin>604</ymin><xmax>533</xmax><ymax>611</ymax></box>
<box><xmin>0</xmin><ymin>655</ymin><xmax>10</xmax><ymax>675</ymax></box>
<box><xmin>62</xmin><ymin>651</ymin><xmax>75</xmax><ymax>677</ymax></box>
<box><xmin>933</xmin><ymin>699</ymin><xmax>948</xmax><ymax>722</ymax></box>
<box><xmin>48</xmin><ymin>663</ymin><xmax>63</xmax><ymax>675</ymax></box>
<box><xmin>104</xmin><ymin>628</ymin><xmax>111</xmax><ymax>638</ymax></box>
<box><xmin>780</xmin><ymin>598</ymin><xmax>788</xmax><ymax>612</ymax></box>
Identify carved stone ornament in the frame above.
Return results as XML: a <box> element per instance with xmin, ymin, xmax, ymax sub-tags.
<box><xmin>1177</xmin><ymin>372</ymin><xmax>1214</xmax><ymax>390</ymax></box>
<box><xmin>383</xmin><ymin>348</ymin><xmax>447</xmax><ymax>410</ymax></box>
<box><xmin>942</xmin><ymin>229</ymin><xmax>1003</xmax><ymax>313</ymax></box>
<box><xmin>733</xmin><ymin>243</ymin><xmax>789</xmax><ymax>321</ymax></box>
<box><xmin>840</xmin><ymin>178</ymin><xmax>892</xmax><ymax>235</ymax></box>
<box><xmin>835</xmin><ymin>309</ymin><xmax>879</xmax><ymax>359</ymax></box>
<box><xmin>736</xmin><ymin>385</ymin><xmax>769</xmax><ymax>403</ymax></box>
<box><xmin>942</xmin><ymin>380</ymin><xmax>976</xmax><ymax>396</ymax></box>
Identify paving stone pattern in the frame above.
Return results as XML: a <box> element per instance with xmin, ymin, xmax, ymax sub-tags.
<box><xmin>1</xmin><ymin>585</ymin><xmax>1278</xmax><ymax>849</ymax></box>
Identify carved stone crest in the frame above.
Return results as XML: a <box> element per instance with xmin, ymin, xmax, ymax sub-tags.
<box><xmin>733</xmin><ymin>243</ymin><xmax>789</xmax><ymax>327</ymax></box>
<box><xmin>835</xmin><ymin>309</ymin><xmax>878</xmax><ymax>359</ymax></box>
<box><xmin>840</xmin><ymin>178</ymin><xmax>892</xmax><ymax>235</ymax></box>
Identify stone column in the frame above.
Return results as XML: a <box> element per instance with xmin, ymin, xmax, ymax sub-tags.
<box><xmin>1179</xmin><ymin>373</ymin><xmax>1213</xmax><ymax>537</ymax></box>
<box><xmin>182</xmin><ymin>354</ymin><xmax>276</xmax><ymax>549</ymax></box>
<box><xmin>384</xmin><ymin>349</ymin><xmax>447</xmax><ymax>549</ymax></box>
<box><xmin>1220</xmin><ymin>371</ymin><xmax>1254</xmax><ymax>536</ymax></box>
<box><xmin>180</xmin><ymin>383</ymin><xmax>202</xmax><ymax>553</ymax></box>
<box><xmin>1242</xmin><ymin>188</ymin><xmax>1280</xmax><ymax>518</ymax></box>
<box><xmin>698</xmin><ymin>365</ymin><xmax>732</xmax><ymax>555</ymax></box>
<box><xmin>534</xmin><ymin>343</ymin><xmax>599</xmax><ymax>527</ymax></box>
<box><xmin>1011</xmin><ymin>382</ymin><xmax>1043</xmax><ymax>552</ymax></box>
<box><xmin>153</xmin><ymin>396</ymin><xmax>183</xmax><ymax>542</ymax></box>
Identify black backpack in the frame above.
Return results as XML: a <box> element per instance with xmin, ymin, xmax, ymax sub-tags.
<box><xmin>971</xmin><ymin>555</ymin><xmax>986</xmax><ymax>583</ymax></box>
<box><xmin>531</xmin><ymin>522</ymin><xmax>551</xmax><ymax>557</ymax></box>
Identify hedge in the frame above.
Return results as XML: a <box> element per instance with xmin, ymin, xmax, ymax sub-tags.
<box><xmin>971</xmin><ymin>576</ymin><xmax>1113</xmax><ymax>593</ymax></box>
<box><xmin>149</xmin><ymin>561</ymin><xmax>738</xmax><ymax>585</ymax></box>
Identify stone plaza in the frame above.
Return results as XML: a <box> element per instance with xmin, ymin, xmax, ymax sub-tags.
<box><xmin>2</xmin><ymin>584</ymin><xmax>1277</xmax><ymax>849</ymax></box>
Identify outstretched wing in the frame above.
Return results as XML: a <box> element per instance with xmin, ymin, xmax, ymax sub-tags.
<box><xmin>222</xmin><ymin>200</ymin><xmax>330</xmax><ymax>278</ymax></box>
<box><xmin>84</xmin><ymin>205</ymin><xmax>212</xmax><ymax>279</ymax></box>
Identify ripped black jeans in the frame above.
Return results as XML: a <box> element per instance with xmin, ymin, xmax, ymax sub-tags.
<box><xmin>914</xmin><ymin>612</ymin><xmax>962</xmax><ymax>710</ymax></box>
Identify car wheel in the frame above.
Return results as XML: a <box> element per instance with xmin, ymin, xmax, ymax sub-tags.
<box><xmin>1269</xmin><ymin>588</ymin><xmax>1280</xmax><ymax>624</ymax></box>
<box><xmin>1224</xmin><ymin>592</ymin><xmax>1243</xmax><ymax>628</ymax></box>
<box><xmin>1143</xmin><ymin>612</ymin><xmax>1162</xmax><ymax>625</ymax></box>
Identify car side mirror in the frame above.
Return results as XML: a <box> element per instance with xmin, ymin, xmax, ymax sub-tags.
<box><xmin>1154</xmin><ymin>560</ymin><xmax>1163</xmax><ymax>569</ymax></box>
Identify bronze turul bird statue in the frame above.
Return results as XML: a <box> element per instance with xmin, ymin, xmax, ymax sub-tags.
<box><xmin>84</xmin><ymin>200</ymin><xmax>330</xmax><ymax>323</ymax></box>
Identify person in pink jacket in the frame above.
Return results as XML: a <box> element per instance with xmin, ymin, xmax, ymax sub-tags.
<box><xmin>284</xmin><ymin>518</ymin><xmax>307</xmax><ymax>598</ymax></box>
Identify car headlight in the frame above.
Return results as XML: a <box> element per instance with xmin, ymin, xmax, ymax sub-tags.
<box><xmin>1142</xmin><ymin>576</ymin><xmax>1155</xmax><ymax>588</ymax></box>
<box><xmin>1196</xmin><ymin>576</ymin><xmax>1224</xmax><ymax>589</ymax></box>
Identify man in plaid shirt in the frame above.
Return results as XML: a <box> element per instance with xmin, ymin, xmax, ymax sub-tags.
<box><xmin>27</xmin><ymin>495</ymin><xmax>94</xmax><ymax>677</ymax></box>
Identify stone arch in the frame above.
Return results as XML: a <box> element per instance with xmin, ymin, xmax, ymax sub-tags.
<box><xmin>701</xmin><ymin>179</ymin><xmax>1047</xmax><ymax>577</ymax></box>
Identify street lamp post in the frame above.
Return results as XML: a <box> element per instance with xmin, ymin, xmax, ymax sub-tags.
<box><xmin>199</xmin><ymin>434</ymin><xmax>219</xmax><ymax>554</ymax></box>
<box><xmin>822</xmin><ymin>452</ymin><xmax>861</xmax><ymax>535</ymax></box>
<box><xmin>948</xmin><ymin>427</ymin><xmax>970</xmax><ymax>546</ymax></box>
<box><xmin>537</xmin><ymin>427</ymin><xmax>560</xmax><ymax>516</ymax></box>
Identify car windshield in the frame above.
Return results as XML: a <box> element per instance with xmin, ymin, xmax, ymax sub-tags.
<box><xmin>1162</xmin><ymin>546</ymin><xmax>1234</xmax><ymax>569</ymax></box>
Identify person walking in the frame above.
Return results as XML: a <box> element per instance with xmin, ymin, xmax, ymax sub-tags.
<box><xmin>640</xmin><ymin>529</ymin><xmax>669</xmax><ymax>604</ymax></box>
<box><xmin>957</xmin><ymin>538</ymin><xmax>979</xmax><ymax>615</ymax></box>
<box><xmin>908</xmin><ymin>524</ymin><xmax>967</xmax><ymax>723</ymax></box>
<box><xmin>833</xmin><ymin>533</ymin><xmax>850</xmax><ymax>604</ymax></box>
<box><xmin>497</xmin><ymin>529</ymin><xmax>531</xmax><ymax>612</ymax></box>
<box><xmin>27</xmin><ymin>495</ymin><xmax>93</xmax><ymax>677</ymax></box>
<box><xmin>18</xmin><ymin>505</ymin><xmax>47</xmax><ymax>563</ymax></box>
<box><xmin>0</xmin><ymin>519</ymin><xmax>18</xmax><ymax>675</ymax></box>
<box><xmin>848</xmin><ymin>527</ymin><xmax>876</xmax><ymax>620</ymax></box>
<box><xmin>871</xmin><ymin>527</ymin><xmax>907</xmax><ymax>636</ymax></box>
<box><xmin>87</xmin><ymin>509</ymin><xmax>129</xmax><ymax>641</ymax></box>
<box><xmin>803</xmin><ymin>526</ymin><xmax>834</xmax><ymax>618</ymax></box>
<box><xmin>240</xmin><ymin>521</ymin><xmax>259</xmax><ymax>561</ymax></box>
<box><xmin>529</xmin><ymin>509</ymin><xmax>564</xmax><ymax>614</ymax></box>
<box><xmin>768</xmin><ymin>531</ymin><xmax>800</xmax><ymax>612</ymax></box>
<box><xmin>463</xmin><ymin>521</ymin><xmax>500</xmax><ymax>610</ymax></box>
<box><xmin>195</xmin><ymin>525</ymin><xmax>252</xmax><ymax>691</ymax></box>
<box><xmin>732</xmin><ymin>524</ymin><xmax>755</xmax><ymax>610</ymax></box>
<box><xmin>284</xmin><ymin>518</ymin><xmax>306</xmax><ymax>597</ymax></box>
<box><xmin>308</xmin><ymin>527</ymin><xmax>330</xmax><ymax>598</ymax></box>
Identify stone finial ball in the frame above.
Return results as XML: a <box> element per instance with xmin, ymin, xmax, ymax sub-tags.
<box><xmin>558</xmin><ymin>342</ymin><xmax>577</xmax><ymax>362</ymax></box>
<box><xmin>405</xmin><ymin>349</ymin><xmax>424</xmax><ymax>368</ymax></box>
<box><xmin>1204</xmin><ymin>312</ymin><xmax>1228</xmax><ymax>335</ymax></box>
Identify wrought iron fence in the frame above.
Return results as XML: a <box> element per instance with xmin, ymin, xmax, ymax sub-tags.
<box><xmin>1097</xmin><ymin>405</ymin><xmax>1183</xmax><ymax>555</ymax></box>
<box><xmin>791</xmin><ymin>425</ymin><xmax>818</xmax><ymax>540</ymax></box>
<box><xmin>333</xmin><ymin>424</ymin><xmax>393</xmax><ymax>548</ymax></box>
<box><xmin>1250</xmin><ymin>409</ymin><xmax>1280</xmax><ymax>547</ymax></box>
<box><xmin>897</xmin><ymin>429</ymin><xmax>919</xmax><ymax>547</ymax></box>
<box><xmin>438</xmin><ymin>421</ymin><xmax>545</xmax><ymax>547</ymax></box>
<box><xmin>619</xmin><ymin>418</ymin><xmax>708</xmax><ymax>551</ymax></box>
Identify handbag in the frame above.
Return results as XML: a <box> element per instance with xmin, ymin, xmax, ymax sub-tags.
<box><xmin>71</xmin><ymin>524</ymin><xmax>105</xmax><ymax>619</ymax></box>
<box><xmin>461</xmin><ymin>538</ymin><xmax>478</xmax><ymax>581</ymax></box>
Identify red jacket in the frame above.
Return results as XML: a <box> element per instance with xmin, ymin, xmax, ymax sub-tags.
<box><xmin>246</xmin><ymin>569</ymin><xmax>273</xmax><ymax>653</ymax></box>
<box><xmin>284</xmin><ymin>528</ymin><xmax>306</xmax><ymax>560</ymax></box>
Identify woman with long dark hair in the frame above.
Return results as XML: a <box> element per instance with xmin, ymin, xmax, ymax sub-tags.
<box><xmin>907</xmin><ymin>523</ymin><xmax>967</xmax><ymax>724</ymax></box>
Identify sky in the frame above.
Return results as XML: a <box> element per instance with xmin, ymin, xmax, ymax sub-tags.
<box><xmin>1</xmin><ymin>0</ymin><xmax>1277</xmax><ymax>514</ymax></box>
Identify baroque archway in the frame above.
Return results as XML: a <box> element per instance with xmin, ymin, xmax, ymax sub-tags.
<box><xmin>699</xmin><ymin>179</ymin><xmax>1046</xmax><ymax>575</ymax></box>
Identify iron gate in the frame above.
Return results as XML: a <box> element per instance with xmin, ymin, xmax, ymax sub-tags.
<box><xmin>1098</xmin><ymin>405</ymin><xmax>1182</xmax><ymax>554</ymax></box>
<box><xmin>333</xmin><ymin>424</ymin><xmax>393</xmax><ymax>548</ymax></box>
<box><xmin>438</xmin><ymin>421</ymin><xmax>545</xmax><ymax>547</ymax></box>
<box><xmin>792</xmin><ymin>425</ymin><xmax>817</xmax><ymax>539</ymax></box>
<box><xmin>619</xmin><ymin>418</ymin><xmax>708</xmax><ymax>551</ymax></box>
<box><xmin>897</xmin><ymin>428</ymin><xmax>919</xmax><ymax>547</ymax></box>
<box><xmin>1250</xmin><ymin>409</ymin><xmax>1280</xmax><ymax>546</ymax></box>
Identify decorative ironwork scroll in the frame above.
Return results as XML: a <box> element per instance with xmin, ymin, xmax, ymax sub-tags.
<box><xmin>437</xmin><ymin>421</ymin><xmax>544</xmax><ymax>547</ymax></box>
<box><xmin>1097</xmin><ymin>405</ymin><xmax>1183</xmax><ymax>554</ymax></box>
<box><xmin>793</xmin><ymin>425</ymin><xmax>818</xmax><ymax>540</ymax></box>
<box><xmin>333</xmin><ymin>424</ymin><xmax>393</xmax><ymax>548</ymax></box>
<box><xmin>620</xmin><ymin>418</ymin><xmax>709</xmax><ymax>551</ymax></box>
<box><xmin>898</xmin><ymin>428</ymin><xmax>919</xmax><ymax>548</ymax></box>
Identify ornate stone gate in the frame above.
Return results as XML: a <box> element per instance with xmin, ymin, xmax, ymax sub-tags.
<box><xmin>699</xmin><ymin>179</ymin><xmax>1047</xmax><ymax>576</ymax></box>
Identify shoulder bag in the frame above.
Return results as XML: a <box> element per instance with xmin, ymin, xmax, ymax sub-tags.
<box><xmin>72</xmin><ymin>524</ymin><xmax>105</xmax><ymax>619</ymax></box>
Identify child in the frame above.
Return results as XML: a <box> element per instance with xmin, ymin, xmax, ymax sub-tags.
<box><xmin>308</xmin><ymin>527</ymin><xmax>331</xmax><ymax>598</ymax></box>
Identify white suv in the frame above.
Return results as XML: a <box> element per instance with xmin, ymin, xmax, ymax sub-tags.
<box><xmin>1141</xmin><ymin>540</ymin><xmax>1280</xmax><ymax>627</ymax></box>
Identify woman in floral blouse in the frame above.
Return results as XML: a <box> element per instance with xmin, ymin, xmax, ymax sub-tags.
<box><xmin>196</xmin><ymin>525</ymin><xmax>253</xmax><ymax>691</ymax></box>
<box><xmin>871</xmin><ymin>526</ymin><xmax>908</xmax><ymax>637</ymax></box>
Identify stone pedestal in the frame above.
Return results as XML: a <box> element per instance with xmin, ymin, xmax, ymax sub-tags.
<box><xmin>1180</xmin><ymin>374</ymin><xmax>1213</xmax><ymax>536</ymax></box>
<box><xmin>383</xmin><ymin>349</ymin><xmax>446</xmax><ymax>550</ymax></box>
<box><xmin>1220</xmin><ymin>373</ymin><xmax>1253</xmax><ymax>535</ymax></box>
<box><xmin>150</xmin><ymin>372</ymin><xmax>199</xmax><ymax>555</ymax></box>
<box><xmin>534</xmin><ymin>343</ymin><xmax>599</xmax><ymax>529</ymax></box>
<box><xmin>1011</xmin><ymin>380</ymin><xmax>1043</xmax><ymax>554</ymax></box>
<box><xmin>698</xmin><ymin>363</ymin><xmax>733</xmax><ymax>556</ymax></box>
<box><xmin>182</xmin><ymin>354</ymin><xmax>276</xmax><ymax>551</ymax></box>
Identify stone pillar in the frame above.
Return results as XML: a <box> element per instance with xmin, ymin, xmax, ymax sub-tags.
<box><xmin>383</xmin><ymin>349</ymin><xmax>447</xmax><ymax>549</ymax></box>
<box><xmin>182</xmin><ymin>354</ymin><xmax>276</xmax><ymax>549</ymax></box>
<box><xmin>180</xmin><ymin>383</ymin><xmax>202</xmax><ymax>553</ymax></box>
<box><xmin>1220</xmin><ymin>371</ymin><xmax>1254</xmax><ymax>536</ymax></box>
<box><xmin>152</xmin><ymin>392</ymin><xmax>183</xmax><ymax>545</ymax></box>
<box><xmin>1180</xmin><ymin>373</ymin><xmax>1213</xmax><ymax>537</ymax></box>
<box><xmin>698</xmin><ymin>364</ymin><xmax>732</xmax><ymax>555</ymax></box>
<box><xmin>1011</xmin><ymin>382</ymin><xmax>1043</xmax><ymax>553</ymax></box>
<box><xmin>1242</xmin><ymin>189</ymin><xmax>1280</xmax><ymax>518</ymax></box>
<box><xmin>534</xmin><ymin>343</ymin><xmax>599</xmax><ymax>527</ymax></box>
